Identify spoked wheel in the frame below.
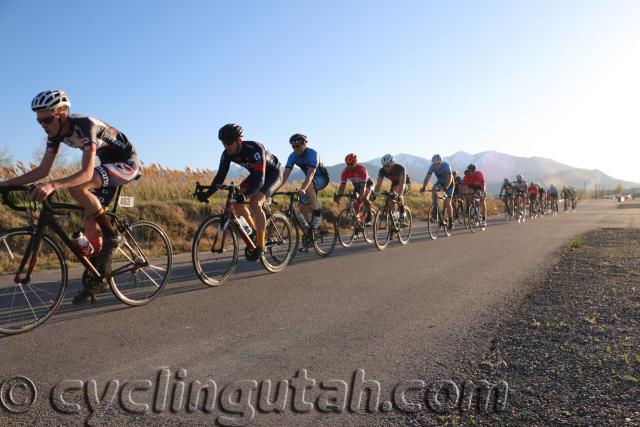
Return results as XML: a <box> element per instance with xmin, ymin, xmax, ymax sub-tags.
<box><xmin>0</xmin><ymin>229</ymin><xmax>67</xmax><ymax>335</ymax></box>
<box><xmin>397</xmin><ymin>208</ymin><xmax>412</xmax><ymax>245</ymax></box>
<box><xmin>468</xmin><ymin>205</ymin><xmax>480</xmax><ymax>233</ymax></box>
<box><xmin>362</xmin><ymin>208</ymin><xmax>375</xmax><ymax>243</ymax></box>
<box><xmin>192</xmin><ymin>216</ymin><xmax>239</xmax><ymax>287</ymax></box>
<box><xmin>261</xmin><ymin>212</ymin><xmax>294</xmax><ymax>273</ymax></box>
<box><xmin>311</xmin><ymin>209</ymin><xmax>337</xmax><ymax>257</ymax></box>
<box><xmin>337</xmin><ymin>208</ymin><xmax>356</xmax><ymax>248</ymax></box>
<box><xmin>373</xmin><ymin>209</ymin><xmax>391</xmax><ymax>250</ymax></box>
<box><xmin>427</xmin><ymin>205</ymin><xmax>441</xmax><ymax>240</ymax></box>
<box><xmin>110</xmin><ymin>221</ymin><xmax>172</xmax><ymax>306</ymax></box>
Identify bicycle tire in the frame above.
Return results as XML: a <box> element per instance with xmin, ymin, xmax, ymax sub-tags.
<box><xmin>373</xmin><ymin>209</ymin><xmax>391</xmax><ymax>250</ymax></box>
<box><xmin>427</xmin><ymin>205</ymin><xmax>440</xmax><ymax>240</ymax></box>
<box><xmin>362</xmin><ymin>208</ymin><xmax>375</xmax><ymax>243</ymax></box>
<box><xmin>337</xmin><ymin>208</ymin><xmax>356</xmax><ymax>248</ymax></box>
<box><xmin>397</xmin><ymin>207</ymin><xmax>412</xmax><ymax>245</ymax></box>
<box><xmin>468</xmin><ymin>204</ymin><xmax>480</xmax><ymax>233</ymax></box>
<box><xmin>312</xmin><ymin>209</ymin><xmax>337</xmax><ymax>257</ymax></box>
<box><xmin>192</xmin><ymin>216</ymin><xmax>239</xmax><ymax>286</ymax></box>
<box><xmin>110</xmin><ymin>221</ymin><xmax>173</xmax><ymax>306</ymax></box>
<box><xmin>0</xmin><ymin>229</ymin><xmax>67</xmax><ymax>335</ymax></box>
<box><xmin>260</xmin><ymin>212</ymin><xmax>294</xmax><ymax>272</ymax></box>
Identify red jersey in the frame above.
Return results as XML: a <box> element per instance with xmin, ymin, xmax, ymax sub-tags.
<box><xmin>340</xmin><ymin>164</ymin><xmax>370</xmax><ymax>186</ymax></box>
<box><xmin>528</xmin><ymin>184</ymin><xmax>539</xmax><ymax>196</ymax></box>
<box><xmin>463</xmin><ymin>171</ymin><xmax>485</xmax><ymax>189</ymax></box>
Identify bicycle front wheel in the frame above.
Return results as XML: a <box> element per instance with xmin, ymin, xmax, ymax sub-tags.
<box><xmin>397</xmin><ymin>208</ymin><xmax>412</xmax><ymax>245</ymax></box>
<box><xmin>192</xmin><ymin>216</ymin><xmax>239</xmax><ymax>287</ymax></box>
<box><xmin>362</xmin><ymin>208</ymin><xmax>375</xmax><ymax>243</ymax></box>
<box><xmin>261</xmin><ymin>212</ymin><xmax>294</xmax><ymax>273</ymax></box>
<box><xmin>373</xmin><ymin>209</ymin><xmax>391</xmax><ymax>250</ymax></box>
<box><xmin>337</xmin><ymin>208</ymin><xmax>356</xmax><ymax>248</ymax></box>
<box><xmin>468</xmin><ymin>205</ymin><xmax>480</xmax><ymax>233</ymax></box>
<box><xmin>0</xmin><ymin>229</ymin><xmax>67</xmax><ymax>335</ymax></box>
<box><xmin>427</xmin><ymin>205</ymin><xmax>440</xmax><ymax>240</ymax></box>
<box><xmin>109</xmin><ymin>221</ymin><xmax>172</xmax><ymax>306</ymax></box>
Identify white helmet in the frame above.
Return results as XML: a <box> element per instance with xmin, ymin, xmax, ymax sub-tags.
<box><xmin>31</xmin><ymin>90</ymin><xmax>71</xmax><ymax>112</ymax></box>
<box><xmin>381</xmin><ymin>154</ymin><xmax>394</xmax><ymax>166</ymax></box>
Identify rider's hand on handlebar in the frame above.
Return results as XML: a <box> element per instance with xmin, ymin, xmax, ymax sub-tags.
<box><xmin>419</xmin><ymin>187</ymin><xmax>426</xmax><ymax>194</ymax></box>
<box><xmin>370</xmin><ymin>192</ymin><xmax>377</xmax><ymax>201</ymax></box>
<box><xmin>31</xmin><ymin>183</ymin><xmax>56</xmax><ymax>202</ymax></box>
<box><xmin>196</xmin><ymin>190</ymin><xmax>210</xmax><ymax>203</ymax></box>
<box><xmin>333</xmin><ymin>194</ymin><xmax>340</xmax><ymax>204</ymax></box>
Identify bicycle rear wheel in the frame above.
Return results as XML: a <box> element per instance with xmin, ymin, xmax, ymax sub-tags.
<box><xmin>397</xmin><ymin>208</ymin><xmax>412</xmax><ymax>245</ymax></box>
<box><xmin>192</xmin><ymin>216</ymin><xmax>239</xmax><ymax>286</ymax></box>
<box><xmin>468</xmin><ymin>204</ymin><xmax>480</xmax><ymax>233</ymax></box>
<box><xmin>261</xmin><ymin>212</ymin><xmax>294</xmax><ymax>272</ymax></box>
<box><xmin>362</xmin><ymin>208</ymin><xmax>375</xmax><ymax>243</ymax></box>
<box><xmin>0</xmin><ymin>229</ymin><xmax>67</xmax><ymax>335</ymax></box>
<box><xmin>312</xmin><ymin>209</ymin><xmax>338</xmax><ymax>257</ymax></box>
<box><xmin>337</xmin><ymin>208</ymin><xmax>356</xmax><ymax>248</ymax></box>
<box><xmin>373</xmin><ymin>209</ymin><xmax>391</xmax><ymax>250</ymax></box>
<box><xmin>110</xmin><ymin>221</ymin><xmax>172</xmax><ymax>306</ymax></box>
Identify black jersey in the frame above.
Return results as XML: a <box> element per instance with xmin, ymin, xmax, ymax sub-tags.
<box><xmin>211</xmin><ymin>140</ymin><xmax>280</xmax><ymax>195</ymax></box>
<box><xmin>46</xmin><ymin>114</ymin><xmax>136</xmax><ymax>164</ymax></box>
<box><xmin>378</xmin><ymin>164</ymin><xmax>410</xmax><ymax>186</ymax></box>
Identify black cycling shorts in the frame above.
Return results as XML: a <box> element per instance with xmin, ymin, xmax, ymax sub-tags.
<box><xmin>90</xmin><ymin>157</ymin><xmax>141</xmax><ymax>207</ymax></box>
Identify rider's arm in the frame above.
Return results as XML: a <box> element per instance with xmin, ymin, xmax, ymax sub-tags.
<box><xmin>398</xmin><ymin>170</ymin><xmax>406</xmax><ymax>194</ymax></box>
<box><xmin>0</xmin><ymin>149</ymin><xmax>56</xmax><ymax>186</ymax></box>
<box><xmin>373</xmin><ymin>176</ymin><xmax>383</xmax><ymax>193</ymax></box>
<box><xmin>336</xmin><ymin>182</ymin><xmax>346</xmax><ymax>196</ymax></box>
<box><xmin>208</xmin><ymin>153</ymin><xmax>231</xmax><ymax>195</ymax></box>
<box><xmin>48</xmin><ymin>148</ymin><xmax>96</xmax><ymax>190</ymax></box>
<box><xmin>300</xmin><ymin>166</ymin><xmax>316</xmax><ymax>192</ymax></box>
<box><xmin>421</xmin><ymin>172</ymin><xmax>432</xmax><ymax>191</ymax></box>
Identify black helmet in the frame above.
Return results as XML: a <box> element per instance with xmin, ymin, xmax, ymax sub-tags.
<box><xmin>218</xmin><ymin>123</ymin><xmax>243</xmax><ymax>143</ymax></box>
<box><xmin>467</xmin><ymin>163</ymin><xmax>477</xmax><ymax>172</ymax></box>
<box><xmin>289</xmin><ymin>133</ymin><xmax>308</xmax><ymax>145</ymax></box>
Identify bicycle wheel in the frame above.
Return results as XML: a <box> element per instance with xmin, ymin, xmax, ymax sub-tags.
<box><xmin>468</xmin><ymin>205</ymin><xmax>480</xmax><ymax>233</ymax></box>
<box><xmin>109</xmin><ymin>221</ymin><xmax>172</xmax><ymax>306</ymax></box>
<box><xmin>261</xmin><ymin>212</ymin><xmax>294</xmax><ymax>273</ymax></box>
<box><xmin>192</xmin><ymin>216</ymin><xmax>239</xmax><ymax>286</ymax></box>
<box><xmin>427</xmin><ymin>205</ymin><xmax>440</xmax><ymax>240</ymax></box>
<box><xmin>337</xmin><ymin>208</ymin><xmax>356</xmax><ymax>248</ymax></box>
<box><xmin>362</xmin><ymin>208</ymin><xmax>375</xmax><ymax>243</ymax></box>
<box><xmin>373</xmin><ymin>209</ymin><xmax>391</xmax><ymax>250</ymax></box>
<box><xmin>0</xmin><ymin>229</ymin><xmax>67</xmax><ymax>335</ymax></box>
<box><xmin>312</xmin><ymin>209</ymin><xmax>337</xmax><ymax>257</ymax></box>
<box><xmin>397</xmin><ymin>207</ymin><xmax>412</xmax><ymax>245</ymax></box>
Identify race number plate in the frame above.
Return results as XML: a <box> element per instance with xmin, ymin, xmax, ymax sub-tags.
<box><xmin>118</xmin><ymin>196</ymin><xmax>135</xmax><ymax>208</ymax></box>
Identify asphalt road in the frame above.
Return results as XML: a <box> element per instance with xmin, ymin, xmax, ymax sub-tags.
<box><xmin>0</xmin><ymin>200</ymin><xmax>637</xmax><ymax>426</ymax></box>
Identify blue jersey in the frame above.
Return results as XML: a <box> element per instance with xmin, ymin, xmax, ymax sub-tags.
<box><xmin>285</xmin><ymin>148</ymin><xmax>328</xmax><ymax>178</ymax></box>
<box><xmin>427</xmin><ymin>162</ymin><xmax>452</xmax><ymax>186</ymax></box>
<box><xmin>211</xmin><ymin>140</ymin><xmax>280</xmax><ymax>195</ymax></box>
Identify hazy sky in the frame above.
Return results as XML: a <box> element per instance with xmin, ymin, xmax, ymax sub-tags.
<box><xmin>1</xmin><ymin>0</ymin><xmax>639</xmax><ymax>182</ymax></box>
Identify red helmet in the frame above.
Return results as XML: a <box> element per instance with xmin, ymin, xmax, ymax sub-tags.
<box><xmin>345</xmin><ymin>153</ymin><xmax>358</xmax><ymax>165</ymax></box>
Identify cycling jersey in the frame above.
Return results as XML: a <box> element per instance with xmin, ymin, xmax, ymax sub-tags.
<box><xmin>500</xmin><ymin>182</ymin><xmax>513</xmax><ymax>197</ymax></box>
<box><xmin>463</xmin><ymin>171</ymin><xmax>485</xmax><ymax>191</ymax></box>
<box><xmin>528</xmin><ymin>184</ymin><xmax>539</xmax><ymax>196</ymax></box>
<box><xmin>548</xmin><ymin>185</ymin><xmax>559</xmax><ymax>196</ymax></box>
<box><xmin>46</xmin><ymin>115</ymin><xmax>136</xmax><ymax>164</ymax></box>
<box><xmin>427</xmin><ymin>162</ymin><xmax>453</xmax><ymax>187</ymax></box>
<box><xmin>211</xmin><ymin>140</ymin><xmax>281</xmax><ymax>196</ymax></box>
<box><xmin>378</xmin><ymin>164</ymin><xmax>410</xmax><ymax>187</ymax></box>
<box><xmin>341</xmin><ymin>164</ymin><xmax>372</xmax><ymax>187</ymax></box>
<box><xmin>512</xmin><ymin>180</ymin><xmax>528</xmax><ymax>194</ymax></box>
<box><xmin>285</xmin><ymin>148</ymin><xmax>329</xmax><ymax>179</ymax></box>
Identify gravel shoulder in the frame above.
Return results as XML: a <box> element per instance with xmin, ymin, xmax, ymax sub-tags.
<box><xmin>398</xmin><ymin>227</ymin><xmax>640</xmax><ymax>426</ymax></box>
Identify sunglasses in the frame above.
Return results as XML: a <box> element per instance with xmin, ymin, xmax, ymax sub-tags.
<box><xmin>37</xmin><ymin>116</ymin><xmax>56</xmax><ymax>125</ymax></box>
<box><xmin>291</xmin><ymin>143</ymin><xmax>304</xmax><ymax>148</ymax></box>
<box><xmin>221</xmin><ymin>140</ymin><xmax>236</xmax><ymax>146</ymax></box>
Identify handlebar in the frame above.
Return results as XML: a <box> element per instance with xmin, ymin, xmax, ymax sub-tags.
<box><xmin>0</xmin><ymin>185</ymin><xmax>83</xmax><ymax>214</ymax></box>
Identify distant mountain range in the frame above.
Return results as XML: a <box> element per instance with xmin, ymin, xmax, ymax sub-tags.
<box><xmin>226</xmin><ymin>150</ymin><xmax>640</xmax><ymax>194</ymax></box>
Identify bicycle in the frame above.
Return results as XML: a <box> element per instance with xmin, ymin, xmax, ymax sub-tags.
<box><xmin>372</xmin><ymin>191</ymin><xmax>412</xmax><ymax>250</ymax></box>
<box><xmin>335</xmin><ymin>193</ymin><xmax>375</xmax><ymax>247</ymax></box>
<box><xmin>550</xmin><ymin>196</ymin><xmax>559</xmax><ymax>215</ymax></box>
<box><xmin>425</xmin><ymin>187</ymin><xmax>452</xmax><ymax>240</ymax></box>
<box><xmin>466</xmin><ymin>193</ymin><xmax>485</xmax><ymax>232</ymax></box>
<box><xmin>0</xmin><ymin>185</ymin><xmax>173</xmax><ymax>335</ymax></box>
<box><xmin>272</xmin><ymin>190</ymin><xmax>337</xmax><ymax>260</ymax></box>
<box><xmin>452</xmin><ymin>196</ymin><xmax>466</xmax><ymax>225</ymax></box>
<box><xmin>191</xmin><ymin>183</ymin><xmax>294</xmax><ymax>286</ymax></box>
<box><xmin>502</xmin><ymin>195</ymin><xmax>514</xmax><ymax>221</ymax></box>
<box><xmin>513</xmin><ymin>193</ymin><xmax>526</xmax><ymax>223</ymax></box>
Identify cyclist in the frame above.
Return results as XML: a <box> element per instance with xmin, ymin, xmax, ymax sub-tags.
<box><xmin>547</xmin><ymin>183</ymin><xmax>559</xmax><ymax>210</ymax></box>
<box><xmin>537</xmin><ymin>183</ymin><xmax>546</xmax><ymax>212</ymax></box>
<box><xmin>333</xmin><ymin>153</ymin><xmax>373</xmax><ymax>223</ymax></box>
<box><xmin>452</xmin><ymin>171</ymin><xmax>464</xmax><ymax>222</ymax></box>
<box><xmin>280</xmin><ymin>133</ymin><xmax>330</xmax><ymax>229</ymax></box>
<box><xmin>198</xmin><ymin>124</ymin><xmax>283</xmax><ymax>260</ymax></box>
<box><xmin>420</xmin><ymin>154</ymin><xmax>454</xmax><ymax>230</ymax></box>
<box><xmin>462</xmin><ymin>163</ymin><xmax>487</xmax><ymax>227</ymax></box>
<box><xmin>499</xmin><ymin>178</ymin><xmax>514</xmax><ymax>217</ymax></box>
<box><xmin>0</xmin><ymin>90</ymin><xmax>140</xmax><ymax>304</ymax></box>
<box><xmin>527</xmin><ymin>181</ymin><xmax>539</xmax><ymax>215</ymax></box>
<box><xmin>512</xmin><ymin>174</ymin><xmax>528</xmax><ymax>216</ymax></box>
<box><xmin>569</xmin><ymin>186</ymin><xmax>578</xmax><ymax>210</ymax></box>
<box><xmin>372</xmin><ymin>154</ymin><xmax>409</xmax><ymax>222</ymax></box>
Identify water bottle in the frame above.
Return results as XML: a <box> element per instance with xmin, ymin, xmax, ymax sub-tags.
<box><xmin>236</xmin><ymin>216</ymin><xmax>252</xmax><ymax>236</ymax></box>
<box><xmin>296</xmin><ymin>212</ymin><xmax>309</xmax><ymax>228</ymax></box>
<box><xmin>72</xmin><ymin>231</ymin><xmax>94</xmax><ymax>256</ymax></box>
<box><xmin>392</xmin><ymin>211</ymin><xmax>400</xmax><ymax>221</ymax></box>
